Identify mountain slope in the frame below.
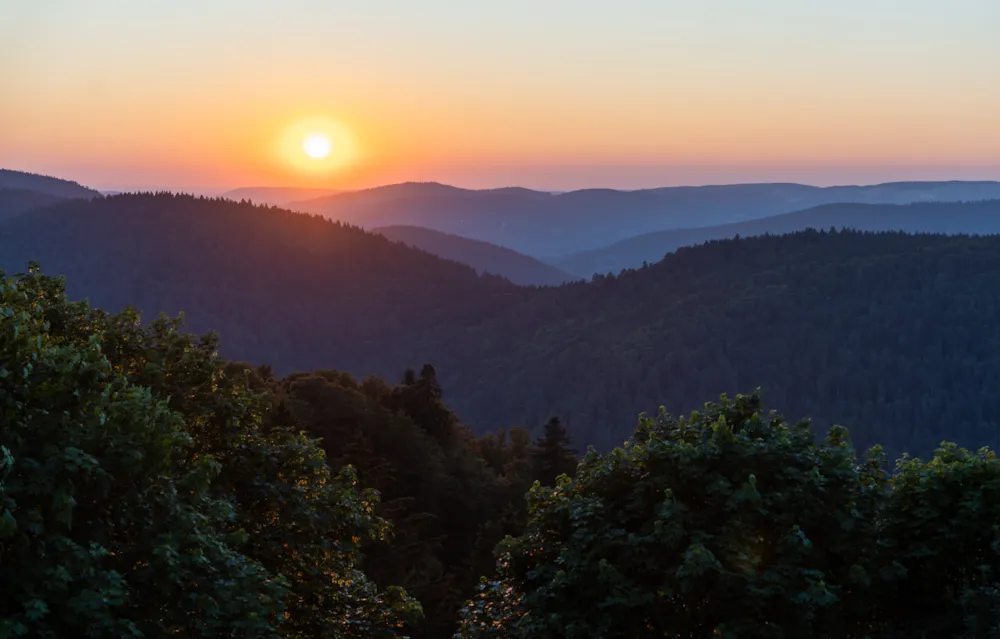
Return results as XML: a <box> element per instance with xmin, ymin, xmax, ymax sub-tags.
<box><xmin>555</xmin><ymin>199</ymin><xmax>1000</xmax><ymax>276</ymax></box>
<box><xmin>0</xmin><ymin>189</ymin><xmax>68</xmax><ymax>222</ymax></box>
<box><xmin>220</xmin><ymin>186</ymin><xmax>346</xmax><ymax>207</ymax></box>
<box><xmin>0</xmin><ymin>169</ymin><xmax>101</xmax><ymax>199</ymax></box>
<box><xmin>424</xmin><ymin>230</ymin><xmax>1000</xmax><ymax>458</ymax></box>
<box><xmin>375</xmin><ymin>225</ymin><xmax>576</xmax><ymax>286</ymax></box>
<box><xmin>4</xmin><ymin>193</ymin><xmax>1000</xmax><ymax>460</ymax></box>
<box><xmin>291</xmin><ymin>180</ymin><xmax>1000</xmax><ymax>256</ymax></box>
<box><xmin>0</xmin><ymin>193</ymin><xmax>518</xmax><ymax>372</ymax></box>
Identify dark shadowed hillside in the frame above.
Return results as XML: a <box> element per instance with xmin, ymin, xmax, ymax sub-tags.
<box><xmin>0</xmin><ymin>168</ymin><xmax>101</xmax><ymax>198</ymax></box>
<box><xmin>426</xmin><ymin>230</ymin><xmax>1000</xmax><ymax>458</ymax></box>
<box><xmin>3</xmin><ymin>193</ymin><xmax>1000</xmax><ymax>460</ymax></box>
<box><xmin>0</xmin><ymin>189</ymin><xmax>68</xmax><ymax>221</ymax></box>
<box><xmin>555</xmin><ymin>199</ymin><xmax>1000</xmax><ymax>276</ymax></box>
<box><xmin>375</xmin><ymin>225</ymin><xmax>577</xmax><ymax>286</ymax></box>
<box><xmin>0</xmin><ymin>193</ymin><xmax>519</xmax><ymax>373</ymax></box>
<box><xmin>292</xmin><ymin>180</ymin><xmax>1000</xmax><ymax>256</ymax></box>
<box><xmin>220</xmin><ymin>186</ymin><xmax>347</xmax><ymax>207</ymax></box>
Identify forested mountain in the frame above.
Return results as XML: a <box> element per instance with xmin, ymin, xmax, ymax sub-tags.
<box><xmin>555</xmin><ymin>199</ymin><xmax>1000</xmax><ymax>276</ymax></box>
<box><xmin>375</xmin><ymin>225</ymin><xmax>577</xmax><ymax>285</ymax></box>
<box><xmin>4</xmin><ymin>193</ymin><xmax>1000</xmax><ymax>461</ymax></box>
<box><xmin>0</xmin><ymin>168</ymin><xmax>101</xmax><ymax>198</ymax></box>
<box><xmin>291</xmin><ymin>180</ymin><xmax>1000</xmax><ymax>256</ymax></box>
<box><xmin>220</xmin><ymin>186</ymin><xmax>346</xmax><ymax>206</ymax></box>
<box><xmin>0</xmin><ymin>188</ymin><xmax>67</xmax><ymax>221</ymax></box>
<box><xmin>428</xmin><ymin>230</ymin><xmax>1000</xmax><ymax>457</ymax></box>
<box><xmin>0</xmin><ymin>193</ymin><xmax>519</xmax><ymax>375</ymax></box>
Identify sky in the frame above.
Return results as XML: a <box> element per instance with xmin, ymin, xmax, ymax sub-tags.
<box><xmin>1</xmin><ymin>0</ymin><xmax>998</xmax><ymax>192</ymax></box>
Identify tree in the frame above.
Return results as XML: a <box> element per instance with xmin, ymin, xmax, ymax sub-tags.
<box><xmin>530</xmin><ymin>416</ymin><xmax>578</xmax><ymax>485</ymax></box>
<box><xmin>0</xmin><ymin>266</ymin><xmax>418</xmax><ymax>638</ymax></box>
<box><xmin>872</xmin><ymin>443</ymin><xmax>1000</xmax><ymax>638</ymax></box>
<box><xmin>457</xmin><ymin>393</ymin><xmax>883</xmax><ymax>639</ymax></box>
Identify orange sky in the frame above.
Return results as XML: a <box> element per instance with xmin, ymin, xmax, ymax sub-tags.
<box><xmin>2</xmin><ymin>0</ymin><xmax>998</xmax><ymax>191</ymax></box>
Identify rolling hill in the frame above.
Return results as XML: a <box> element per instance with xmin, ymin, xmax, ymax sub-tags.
<box><xmin>0</xmin><ymin>189</ymin><xmax>68</xmax><ymax>222</ymax></box>
<box><xmin>375</xmin><ymin>225</ymin><xmax>576</xmax><ymax>286</ymax></box>
<box><xmin>291</xmin><ymin>180</ymin><xmax>1000</xmax><ymax>256</ymax></box>
<box><xmin>554</xmin><ymin>199</ymin><xmax>1000</xmax><ymax>276</ymax></box>
<box><xmin>4</xmin><ymin>193</ymin><xmax>1000</xmax><ymax>460</ymax></box>
<box><xmin>220</xmin><ymin>186</ymin><xmax>346</xmax><ymax>207</ymax></box>
<box><xmin>0</xmin><ymin>169</ymin><xmax>101</xmax><ymax>199</ymax></box>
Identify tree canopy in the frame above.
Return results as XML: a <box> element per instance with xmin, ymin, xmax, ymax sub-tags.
<box><xmin>0</xmin><ymin>266</ymin><xmax>418</xmax><ymax>638</ymax></box>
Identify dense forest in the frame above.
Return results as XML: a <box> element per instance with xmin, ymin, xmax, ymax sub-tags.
<box><xmin>3</xmin><ymin>268</ymin><xmax>999</xmax><ymax>638</ymax></box>
<box><xmin>3</xmin><ymin>193</ymin><xmax>1000</xmax><ymax>460</ymax></box>
<box><xmin>554</xmin><ymin>199</ymin><xmax>1000</xmax><ymax>276</ymax></box>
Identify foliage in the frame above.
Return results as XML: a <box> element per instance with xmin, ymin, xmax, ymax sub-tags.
<box><xmin>457</xmin><ymin>393</ymin><xmax>885</xmax><ymax>638</ymax></box>
<box><xmin>261</xmin><ymin>366</ymin><xmax>578</xmax><ymax>638</ymax></box>
<box><xmin>6</xmin><ymin>195</ymin><xmax>1000</xmax><ymax>460</ymax></box>
<box><xmin>0</xmin><ymin>266</ymin><xmax>417</xmax><ymax>638</ymax></box>
<box><xmin>872</xmin><ymin>444</ymin><xmax>1000</xmax><ymax>638</ymax></box>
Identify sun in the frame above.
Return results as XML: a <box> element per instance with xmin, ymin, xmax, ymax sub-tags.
<box><xmin>277</xmin><ymin>116</ymin><xmax>357</xmax><ymax>176</ymax></box>
<box><xmin>302</xmin><ymin>133</ymin><xmax>332</xmax><ymax>159</ymax></box>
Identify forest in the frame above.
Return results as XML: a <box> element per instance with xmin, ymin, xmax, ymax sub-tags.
<box><xmin>3</xmin><ymin>194</ymin><xmax>1000</xmax><ymax>459</ymax></box>
<box><xmin>3</xmin><ymin>267</ymin><xmax>999</xmax><ymax>638</ymax></box>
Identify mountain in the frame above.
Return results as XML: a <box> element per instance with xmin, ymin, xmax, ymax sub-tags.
<box><xmin>4</xmin><ymin>193</ymin><xmax>1000</xmax><ymax>460</ymax></box>
<box><xmin>0</xmin><ymin>193</ymin><xmax>518</xmax><ymax>373</ymax></box>
<box><xmin>0</xmin><ymin>189</ymin><xmax>68</xmax><ymax>222</ymax></box>
<box><xmin>0</xmin><ymin>169</ymin><xmax>101</xmax><ymax>199</ymax></box>
<box><xmin>554</xmin><ymin>199</ymin><xmax>1000</xmax><ymax>276</ymax></box>
<box><xmin>291</xmin><ymin>180</ymin><xmax>1000</xmax><ymax>256</ymax></box>
<box><xmin>424</xmin><ymin>229</ymin><xmax>1000</xmax><ymax>458</ymax></box>
<box><xmin>375</xmin><ymin>225</ymin><xmax>577</xmax><ymax>286</ymax></box>
<box><xmin>220</xmin><ymin>186</ymin><xmax>346</xmax><ymax>207</ymax></box>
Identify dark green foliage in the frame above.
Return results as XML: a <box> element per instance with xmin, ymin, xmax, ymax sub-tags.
<box><xmin>459</xmin><ymin>396</ymin><xmax>1000</xmax><ymax>639</ymax></box>
<box><xmin>530</xmin><ymin>417</ymin><xmax>577</xmax><ymax>486</ymax></box>
<box><xmin>872</xmin><ymin>445</ymin><xmax>1000</xmax><ymax>638</ymax></box>
<box><xmin>457</xmin><ymin>393</ymin><xmax>882</xmax><ymax>639</ymax></box>
<box><xmin>0</xmin><ymin>267</ymin><xmax>418</xmax><ymax>638</ymax></box>
<box><xmin>259</xmin><ymin>367</ymin><xmax>544</xmax><ymax>639</ymax></box>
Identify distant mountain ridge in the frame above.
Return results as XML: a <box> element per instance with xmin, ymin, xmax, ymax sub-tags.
<box><xmin>0</xmin><ymin>169</ymin><xmax>101</xmax><ymax>199</ymax></box>
<box><xmin>375</xmin><ymin>225</ymin><xmax>577</xmax><ymax>286</ymax></box>
<box><xmin>290</xmin><ymin>180</ymin><xmax>1000</xmax><ymax>257</ymax></box>
<box><xmin>554</xmin><ymin>199</ymin><xmax>1000</xmax><ymax>276</ymax></box>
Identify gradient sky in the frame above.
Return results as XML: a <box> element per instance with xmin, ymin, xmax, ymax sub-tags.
<box><xmin>2</xmin><ymin>0</ymin><xmax>998</xmax><ymax>192</ymax></box>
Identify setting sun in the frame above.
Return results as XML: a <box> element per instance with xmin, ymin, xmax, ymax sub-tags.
<box><xmin>302</xmin><ymin>133</ymin><xmax>332</xmax><ymax>159</ymax></box>
<box><xmin>275</xmin><ymin>117</ymin><xmax>359</xmax><ymax>178</ymax></box>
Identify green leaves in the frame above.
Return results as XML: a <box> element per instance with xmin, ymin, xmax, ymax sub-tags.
<box><xmin>0</xmin><ymin>268</ymin><xmax>415</xmax><ymax>638</ymax></box>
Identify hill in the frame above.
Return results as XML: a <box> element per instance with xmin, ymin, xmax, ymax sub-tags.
<box><xmin>4</xmin><ymin>193</ymin><xmax>1000</xmax><ymax>459</ymax></box>
<box><xmin>375</xmin><ymin>225</ymin><xmax>577</xmax><ymax>286</ymax></box>
<box><xmin>555</xmin><ymin>199</ymin><xmax>1000</xmax><ymax>276</ymax></box>
<box><xmin>425</xmin><ymin>230</ymin><xmax>1000</xmax><ymax>457</ymax></box>
<box><xmin>0</xmin><ymin>193</ymin><xmax>519</xmax><ymax>374</ymax></box>
<box><xmin>0</xmin><ymin>188</ymin><xmax>68</xmax><ymax>222</ymax></box>
<box><xmin>0</xmin><ymin>168</ymin><xmax>101</xmax><ymax>198</ymax></box>
<box><xmin>291</xmin><ymin>180</ymin><xmax>1000</xmax><ymax>256</ymax></box>
<box><xmin>220</xmin><ymin>186</ymin><xmax>346</xmax><ymax>207</ymax></box>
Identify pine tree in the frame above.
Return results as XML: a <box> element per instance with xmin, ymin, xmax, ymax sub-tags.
<box><xmin>530</xmin><ymin>417</ymin><xmax>578</xmax><ymax>486</ymax></box>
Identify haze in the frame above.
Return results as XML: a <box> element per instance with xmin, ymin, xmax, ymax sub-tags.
<box><xmin>2</xmin><ymin>0</ymin><xmax>998</xmax><ymax>192</ymax></box>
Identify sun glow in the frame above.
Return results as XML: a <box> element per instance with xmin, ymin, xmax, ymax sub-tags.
<box><xmin>277</xmin><ymin>117</ymin><xmax>358</xmax><ymax>176</ymax></box>
<box><xmin>302</xmin><ymin>133</ymin><xmax>332</xmax><ymax>159</ymax></box>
